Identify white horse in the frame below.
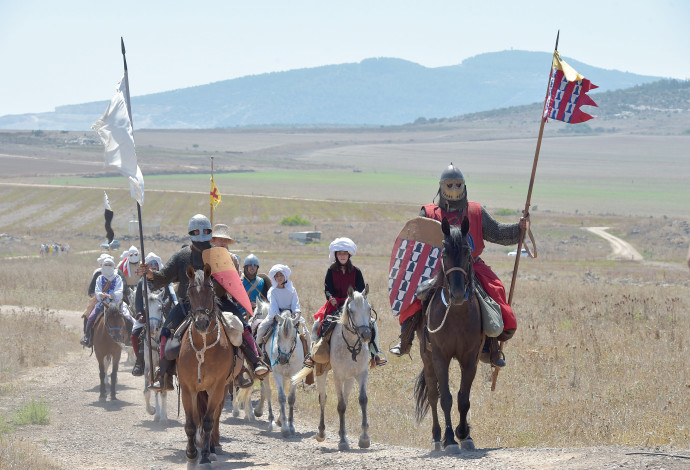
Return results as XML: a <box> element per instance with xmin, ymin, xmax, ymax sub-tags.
<box><xmin>293</xmin><ymin>285</ymin><xmax>372</xmax><ymax>450</ymax></box>
<box><xmin>142</xmin><ymin>289</ymin><xmax>169</xmax><ymax>423</ymax></box>
<box><xmin>235</xmin><ymin>302</ymin><xmax>306</xmax><ymax>438</ymax></box>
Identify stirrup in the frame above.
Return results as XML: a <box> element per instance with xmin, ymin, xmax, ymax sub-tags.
<box><xmin>303</xmin><ymin>354</ymin><xmax>315</xmax><ymax>368</ymax></box>
<box><xmin>253</xmin><ymin>364</ymin><xmax>269</xmax><ymax>378</ymax></box>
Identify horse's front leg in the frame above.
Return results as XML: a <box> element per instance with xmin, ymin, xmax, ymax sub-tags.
<box><xmin>110</xmin><ymin>351</ymin><xmax>121</xmax><ymax>401</ymax></box>
<box><xmin>433</xmin><ymin>355</ymin><xmax>459</xmax><ymax>454</ymax></box>
<box><xmin>199</xmin><ymin>386</ymin><xmax>225</xmax><ymax>464</ymax></box>
<box><xmin>420</xmin><ymin>344</ymin><xmax>443</xmax><ymax>451</ymax></box>
<box><xmin>335</xmin><ymin>375</ymin><xmax>354</xmax><ymax>451</ymax></box>
<box><xmin>182</xmin><ymin>391</ymin><xmax>198</xmax><ymax>462</ymax></box>
<box><xmin>158</xmin><ymin>390</ymin><xmax>168</xmax><ymax>425</ymax></box>
<box><xmin>98</xmin><ymin>360</ymin><xmax>107</xmax><ymax>401</ymax></box>
<box><xmin>356</xmin><ymin>369</ymin><xmax>370</xmax><ymax>448</ymax></box>
<box><xmin>455</xmin><ymin>355</ymin><xmax>478</xmax><ymax>450</ymax></box>
<box><xmin>315</xmin><ymin>371</ymin><xmax>328</xmax><ymax>442</ymax></box>
<box><xmin>263</xmin><ymin>374</ymin><xmax>276</xmax><ymax>431</ymax></box>
<box><xmin>286</xmin><ymin>375</ymin><xmax>297</xmax><ymax>436</ymax></box>
<box><xmin>274</xmin><ymin>372</ymin><xmax>290</xmax><ymax>437</ymax></box>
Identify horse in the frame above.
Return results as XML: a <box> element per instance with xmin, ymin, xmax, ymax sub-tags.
<box><xmin>177</xmin><ymin>264</ymin><xmax>243</xmax><ymax>465</ymax></box>
<box><xmin>293</xmin><ymin>285</ymin><xmax>372</xmax><ymax>451</ymax></box>
<box><xmin>413</xmin><ymin>216</ymin><xmax>483</xmax><ymax>453</ymax></box>
<box><xmin>92</xmin><ymin>301</ymin><xmax>127</xmax><ymax>401</ymax></box>
<box><xmin>142</xmin><ymin>288</ymin><xmax>169</xmax><ymax>423</ymax></box>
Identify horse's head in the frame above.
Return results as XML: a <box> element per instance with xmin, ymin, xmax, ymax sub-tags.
<box><xmin>186</xmin><ymin>264</ymin><xmax>216</xmax><ymax>334</ymax></box>
<box><xmin>274</xmin><ymin>309</ymin><xmax>299</xmax><ymax>365</ymax></box>
<box><xmin>253</xmin><ymin>298</ymin><xmax>270</xmax><ymax>320</ymax></box>
<box><xmin>147</xmin><ymin>289</ymin><xmax>166</xmax><ymax>340</ymax></box>
<box><xmin>441</xmin><ymin>216</ymin><xmax>473</xmax><ymax>305</ymax></box>
<box><xmin>342</xmin><ymin>285</ymin><xmax>372</xmax><ymax>343</ymax></box>
<box><xmin>104</xmin><ymin>302</ymin><xmax>126</xmax><ymax>344</ymax></box>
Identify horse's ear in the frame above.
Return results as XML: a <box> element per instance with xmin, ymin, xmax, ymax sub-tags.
<box><xmin>363</xmin><ymin>284</ymin><xmax>369</xmax><ymax>298</ymax></box>
<box><xmin>442</xmin><ymin>217</ymin><xmax>451</xmax><ymax>236</ymax></box>
<box><xmin>203</xmin><ymin>263</ymin><xmax>212</xmax><ymax>279</ymax></box>
<box><xmin>186</xmin><ymin>265</ymin><xmax>195</xmax><ymax>279</ymax></box>
<box><xmin>347</xmin><ymin>285</ymin><xmax>354</xmax><ymax>299</ymax></box>
<box><xmin>461</xmin><ymin>216</ymin><xmax>470</xmax><ymax>237</ymax></box>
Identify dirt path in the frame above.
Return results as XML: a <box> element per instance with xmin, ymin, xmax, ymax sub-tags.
<box><xmin>585</xmin><ymin>227</ymin><xmax>643</xmax><ymax>261</ymax></box>
<box><xmin>3</xmin><ymin>306</ymin><xmax>688</xmax><ymax>469</ymax></box>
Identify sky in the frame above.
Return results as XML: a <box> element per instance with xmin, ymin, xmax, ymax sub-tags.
<box><xmin>1</xmin><ymin>0</ymin><xmax>688</xmax><ymax>116</ymax></box>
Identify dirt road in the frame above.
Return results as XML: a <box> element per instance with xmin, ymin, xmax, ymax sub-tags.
<box><xmin>585</xmin><ymin>227</ymin><xmax>644</xmax><ymax>261</ymax></box>
<box><xmin>3</xmin><ymin>306</ymin><xmax>688</xmax><ymax>469</ymax></box>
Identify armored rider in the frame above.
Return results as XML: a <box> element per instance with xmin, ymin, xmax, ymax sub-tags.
<box><xmin>143</xmin><ymin>214</ymin><xmax>268</xmax><ymax>391</ymax></box>
<box><xmin>389</xmin><ymin>163</ymin><xmax>529</xmax><ymax>368</ymax></box>
<box><xmin>240</xmin><ymin>254</ymin><xmax>271</xmax><ymax>321</ymax></box>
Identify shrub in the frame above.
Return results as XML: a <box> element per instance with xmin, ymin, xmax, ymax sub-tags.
<box><xmin>280</xmin><ymin>214</ymin><xmax>311</xmax><ymax>226</ymax></box>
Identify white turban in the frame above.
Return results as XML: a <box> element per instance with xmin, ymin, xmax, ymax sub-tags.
<box><xmin>268</xmin><ymin>264</ymin><xmax>291</xmax><ymax>284</ymax></box>
<box><xmin>329</xmin><ymin>237</ymin><xmax>357</xmax><ymax>263</ymax></box>
<box><xmin>97</xmin><ymin>253</ymin><xmax>109</xmax><ymax>267</ymax></box>
<box><xmin>145</xmin><ymin>252</ymin><xmax>162</xmax><ymax>270</ymax></box>
<box><xmin>102</xmin><ymin>255</ymin><xmax>115</xmax><ymax>266</ymax></box>
<box><xmin>128</xmin><ymin>246</ymin><xmax>140</xmax><ymax>263</ymax></box>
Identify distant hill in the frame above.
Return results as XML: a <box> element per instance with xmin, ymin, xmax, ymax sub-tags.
<box><xmin>0</xmin><ymin>50</ymin><xmax>664</xmax><ymax>131</ymax></box>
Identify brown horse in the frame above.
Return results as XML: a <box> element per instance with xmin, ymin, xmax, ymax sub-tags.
<box><xmin>178</xmin><ymin>264</ymin><xmax>243</xmax><ymax>465</ymax></box>
<box><xmin>93</xmin><ymin>301</ymin><xmax>127</xmax><ymax>401</ymax></box>
<box><xmin>414</xmin><ymin>216</ymin><xmax>483</xmax><ymax>453</ymax></box>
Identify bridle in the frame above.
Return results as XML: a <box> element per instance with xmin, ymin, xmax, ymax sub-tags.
<box><xmin>272</xmin><ymin>313</ymin><xmax>298</xmax><ymax>366</ymax></box>
<box><xmin>104</xmin><ymin>301</ymin><xmax>125</xmax><ymax>341</ymax></box>
<box><xmin>342</xmin><ymin>298</ymin><xmax>373</xmax><ymax>361</ymax></box>
<box><xmin>186</xmin><ymin>275</ymin><xmax>221</xmax><ymax>384</ymax></box>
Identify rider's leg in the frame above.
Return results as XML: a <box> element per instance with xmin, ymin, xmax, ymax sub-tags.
<box><xmin>149</xmin><ymin>302</ymin><xmax>186</xmax><ymax>391</ymax></box>
<box><xmin>80</xmin><ymin>306</ymin><xmax>100</xmax><ymax>346</ymax></box>
<box><xmin>304</xmin><ymin>320</ymin><xmax>321</xmax><ymax>367</ymax></box>
<box><xmin>369</xmin><ymin>320</ymin><xmax>387</xmax><ymax>367</ymax></box>
<box><xmin>131</xmin><ymin>327</ymin><xmax>145</xmax><ymax>376</ymax></box>
<box><xmin>389</xmin><ymin>317</ymin><xmax>415</xmax><ymax>356</ymax></box>
<box><xmin>241</xmin><ymin>326</ymin><xmax>268</xmax><ymax>378</ymax></box>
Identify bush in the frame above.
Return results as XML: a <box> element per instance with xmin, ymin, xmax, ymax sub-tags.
<box><xmin>495</xmin><ymin>208</ymin><xmax>515</xmax><ymax>216</ymax></box>
<box><xmin>279</xmin><ymin>214</ymin><xmax>311</xmax><ymax>226</ymax></box>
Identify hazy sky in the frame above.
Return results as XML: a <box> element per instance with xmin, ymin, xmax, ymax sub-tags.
<box><xmin>1</xmin><ymin>0</ymin><xmax>688</xmax><ymax>116</ymax></box>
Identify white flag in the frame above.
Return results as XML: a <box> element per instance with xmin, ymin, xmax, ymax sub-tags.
<box><xmin>92</xmin><ymin>75</ymin><xmax>145</xmax><ymax>205</ymax></box>
<box><xmin>104</xmin><ymin>191</ymin><xmax>112</xmax><ymax>211</ymax></box>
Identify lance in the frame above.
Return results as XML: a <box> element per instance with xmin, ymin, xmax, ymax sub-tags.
<box><xmin>491</xmin><ymin>31</ymin><xmax>559</xmax><ymax>391</ymax></box>
<box><xmin>120</xmin><ymin>37</ymin><xmax>154</xmax><ymax>387</ymax></box>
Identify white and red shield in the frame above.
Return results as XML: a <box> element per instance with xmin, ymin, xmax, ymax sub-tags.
<box><xmin>388</xmin><ymin>217</ymin><xmax>444</xmax><ymax>317</ymax></box>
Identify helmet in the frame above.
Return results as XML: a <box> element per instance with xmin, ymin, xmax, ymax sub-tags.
<box><xmin>243</xmin><ymin>254</ymin><xmax>259</xmax><ymax>267</ymax></box>
<box><xmin>438</xmin><ymin>163</ymin><xmax>467</xmax><ymax>211</ymax></box>
<box><xmin>188</xmin><ymin>214</ymin><xmax>212</xmax><ymax>242</ymax></box>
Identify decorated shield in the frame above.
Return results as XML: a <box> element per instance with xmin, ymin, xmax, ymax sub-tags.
<box><xmin>388</xmin><ymin>217</ymin><xmax>443</xmax><ymax>317</ymax></box>
<box><xmin>202</xmin><ymin>247</ymin><xmax>253</xmax><ymax>314</ymax></box>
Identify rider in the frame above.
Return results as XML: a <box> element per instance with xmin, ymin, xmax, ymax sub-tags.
<box><xmin>304</xmin><ymin>237</ymin><xmax>387</xmax><ymax>368</ymax></box>
<box><xmin>81</xmin><ymin>256</ymin><xmax>129</xmax><ymax>347</ymax></box>
<box><xmin>130</xmin><ymin>252</ymin><xmax>173</xmax><ymax>377</ymax></box>
<box><xmin>118</xmin><ymin>245</ymin><xmax>142</xmax><ymax>305</ymax></box>
<box><xmin>143</xmin><ymin>214</ymin><xmax>268</xmax><ymax>392</ymax></box>
<box><xmin>389</xmin><ymin>163</ymin><xmax>529</xmax><ymax>368</ymax></box>
<box><xmin>255</xmin><ymin>264</ymin><xmax>310</xmax><ymax>353</ymax></box>
<box><xmin>210</xmin><ymin>223</ymin><xmax>241</xmax><ymax>270</ymax></box>
<box><xmin>240</xmin><ymin>254</ymin><xmax>271</xmax><ymax>321</ymax></box>
<box><xmin>88</xmin><ymin>253</ymin><xmax>126</xmax><ymax>298</ymax></box>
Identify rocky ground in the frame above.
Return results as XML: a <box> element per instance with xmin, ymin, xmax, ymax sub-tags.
<box><xmin>1</xmin><ymin>308</ymin><xmax>688</xmax><ymax>470</ymax></box>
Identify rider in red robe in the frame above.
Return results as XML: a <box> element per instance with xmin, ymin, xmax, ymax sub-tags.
<box><xmin>389</xmin><ymin>164</ymin><xmax>530</xmax><ymax>368</ymax></box>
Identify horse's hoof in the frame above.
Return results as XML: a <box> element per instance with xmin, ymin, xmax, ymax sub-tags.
<box><xmin>289</xmin><ymin>424</ymin><xmax>296</xmax><ymax>436</ymax></box>
<box><xmin>99</xmin><ymin>395</ymin><xmax>106</xmax><ymax>402</ymax></box>
<box><xmin>338</xmin><ymin>440</ymin><xmax>350</xmax><ymax>451</ymax></box>
<box><xmin>315</xmin><ymin>432</ymin><xmax>326</xmax><ymax>442</ymax></box>
<box><xmin>254</xmin><ymin>409</ymin><xmax>263</xmax><ymax>417</ymax></box>
<box><xmin>147</xmin><ymin>408</ymin><xmax>155</xmax><ymax>416</ymax></box>
<box><xmin>431</xmin><ymin>441</ymin><xmax>442</xmax><ymax>452</ymax></box>
<box><xmin>186</xmin><ymin>449</ymin><xmax>198</xmax><ymax>462</ymax></box>
<box><xmin>444</xmin><ymin>443</ymin><xmax>461</xmax><ymax>454</ymax></box>
<box><xmin>232</xmin><ymin>408</ymin><xmax>240</xmax><ymax>418</ymax></box>
<box><xmin>461</xmin><ymin>437</ymin><xmax>475</xmax><ymax>451</ymax></box>
<box><xmin>200</xmin><ymin>455</ymin><xmax>212</xmax><ymax>465</ymax></box>
<box><xmin>358</xmin><ymin>436</ymin><xmax>370</xmax><ymax>448</ymax></box>
<box><xmin>281</xmin><ymin>427</ymin><xmax>291</xmax><ymax>438</ymax></box>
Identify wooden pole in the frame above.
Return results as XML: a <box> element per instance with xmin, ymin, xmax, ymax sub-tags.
<box><xmin>491</xmin><ymin>31</ymin><xmax>559</xmax><ymax>392</ymax></box>
<box><xmin>121</xmin><ymin>37</ymin><xmax>154</xmax><ymax>385</ymax></box>
<box><xmin>210</xmin><ymin>156</ymin><xmax>214</xmax><ymax>226</ymax></box>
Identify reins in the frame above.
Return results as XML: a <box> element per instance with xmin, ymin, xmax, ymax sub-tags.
<box><xmin>270</xmin><ymin>318</ymin><xmax>298</xmax><ymax>366</ymax></box>
<box><xmin>427</xmin><ymin>243</ymin><xmax>473</xmax><ymax>335</ymax></box>
<box><xmin>186</xmin><ymin>277</ymin><xmax>221</xmax><ymax>384</ymax></box>
<box><xmin>341</xmin><ymin>300</ymin><xmax>371</xmax><ymax>361</ymax></box>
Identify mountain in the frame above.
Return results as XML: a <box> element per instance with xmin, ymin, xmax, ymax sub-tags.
<box><xmin>0</xmin><ymin>50</ymin><xmax>663</xmax><ymax>131</ymax></box>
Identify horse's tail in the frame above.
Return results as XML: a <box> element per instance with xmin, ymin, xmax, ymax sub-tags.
<box><xmin>414</xmin><ymin>369</ymin><xmax>430</xmax><ymax>423</ymax></box>
<box><xmin>291</xmin><ymin>366</ymin><xmax>312</xmax><ymax>385</ymax></box>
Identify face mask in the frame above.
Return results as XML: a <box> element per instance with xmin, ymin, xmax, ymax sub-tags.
<box><xmin>102</xmin><ymin>265</ymin><xmax>115</xmax><ymax>278</ymax></box>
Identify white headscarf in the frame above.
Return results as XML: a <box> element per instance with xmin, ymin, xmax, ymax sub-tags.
<box><xmin>145</xmin><ymin>252</ymin><xmax>162</xmax><ymax>270</ymax></box>
<box><xmin>127</xmin><ymin>245</ymin><xmax>140</xmax><ymax>263</ymax></box>
<box><xmin>329</xmin><ymin>237</ymin><xmax>357</xmax><ymax>263</ymax></box>
<box><xmin>268</xmin><ymin>264</ymin><xmax>291</xmax><ymax>285</ymax></box>
<box><xmin>101</xmin><ymin>256</ymin><xmax>116</xmax><ymax>280</ymax></box>
<box><xmin>97</xmin><ymin>253</ymin><xmax>109</xmax><ymax>267</ymax></box>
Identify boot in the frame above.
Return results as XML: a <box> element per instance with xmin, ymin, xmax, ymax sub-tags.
<box><xmin>131</xmin><ymin>332</ymin><xmax>145</xmax><ymax>376</ymax></box>
<box><xmin>149</xmin><ymin>357</ymin><xmax>175</xmax><ymax>391</ymax></box>
<box><xmin>240</xmin><ymin>332</ymin><xmax>269</xmax><ymax>379</ymax></box>
<box><xmin>481</xmin><ymin>337</ymin><xmax>506</xmax><ymax>368</ymax></box>
<box><xmin>389</xmin><ymin>339</ymin><xmax>411</xmax><ymax>357</ymax></box>
<box><xmin>389</xmin><ymin>318</ymin><xmax>414</xmax><ymax>357</ymax></box>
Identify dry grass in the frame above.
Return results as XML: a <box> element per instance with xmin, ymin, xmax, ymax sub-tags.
<box><xmin>0</xmin><ymin>435</ymin><xmax>61</xmax><ymax>470</ymax></box>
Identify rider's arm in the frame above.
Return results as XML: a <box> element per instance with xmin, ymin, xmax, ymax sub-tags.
<box><xmin>291</xmin><ymin>288</ymin><xmax>301</xmax><ymax>315</ymax></box>
<box><xmin>324</xmin><ymin>269</ymin><xmax>335</xmax><ymax>301</ymax></box>
<box><xmin>481</xmin><ymin>207</ymin><xmax>521</xmax><ymax>246</ymax></box>
<box><xmin>150</xmin><ymin>251</ymin><xmax>181</xmax><ymax>290</ymax></box>
<box><xmin>88</xmin><ymin>270</ymin><xmax>99</xmax><ymax>297</ymax></box>
<box><xmin>354</xmin><ymin>268</ymin><xmax>365</xmax><ymax>293</ymax></box>
<box><xmin>95</xmin><ymin>276</ymin><xmax>106</xmax><ymax>300</ymax></box>
<box><xmin>134</xmin><ymin>280</ymin><xmax>144</xmax><ymax>315</ymax></box>
<box><xmin>112</xmin><ymin>276</ymin><xmax>124</xmax><ymax>304</ymax></box>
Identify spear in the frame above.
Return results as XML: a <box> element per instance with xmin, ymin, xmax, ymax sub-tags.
<box><xmin>491</xmin><ymin>31</ymin><xmax>559</xmax><ymax>391</ymax></box>
<box><xmin>120</xmin><ymin>37</ymin><xmax>154</xmax><ymax>387</ymax></box>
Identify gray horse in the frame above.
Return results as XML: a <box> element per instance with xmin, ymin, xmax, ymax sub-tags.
<box><xmin>293</xmin><ymin>285</ymin><xmax>372</xmax><ymax>450</ymax></box>
<box><xmin>142</xmin><ymin>289</ymin><xmax>169</xmax><ymax>424</ymax></box>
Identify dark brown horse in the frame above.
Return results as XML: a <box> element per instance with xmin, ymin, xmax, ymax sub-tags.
<box><xmin>414</xmin><ymin>216</ymin><xmax>483</xmax><ymax>453</ymax></box>
<box><xmin>93</xmin><ymin>301</ymin><xmax>127</xmax><ymax>401</ymax></box>
<box><xmin>178</xmin><ymin>264</ymin><xmax>243</xmax><ymax>465</ymax></box>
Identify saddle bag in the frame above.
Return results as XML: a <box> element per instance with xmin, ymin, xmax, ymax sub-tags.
<box><xmin>311</xmin><ymin>329</ymin><xmax>334</xmax><ymax>364</ymax></box>
<box><xmin>221</xmin><ymin>312</ymin><xmax>244</xmax><ymax>347</ymax></box>
<box><xmin>474</xmin><ymin>276</ymin><xmax>503</xmax><ymax>337</ymax></box>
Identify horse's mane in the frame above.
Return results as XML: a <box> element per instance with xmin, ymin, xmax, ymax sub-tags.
<box><xmin>340</xmin><ymin>291</ymin><xmax>366</xmax><ymax>325</ymax></box>
<box><xmin>280</xmin><ymin>311</ymin><xmax>295</xmax><ymax>336</ymax></box>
